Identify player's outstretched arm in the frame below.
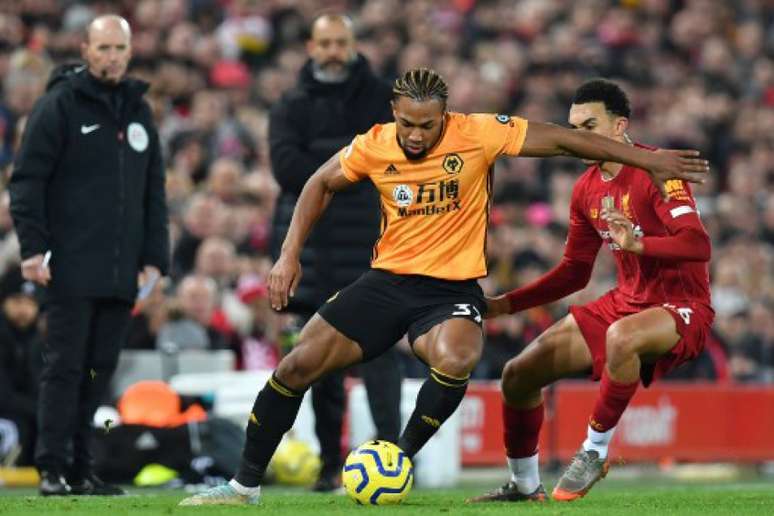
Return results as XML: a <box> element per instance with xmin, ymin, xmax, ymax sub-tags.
<box><xmin>519</xmin><ymin>121</ymin><xmax>709</xmax><ymax>185</ymax></box>
<box><xmin>268</xmin><ymin>154</ymin><xmax>353</xmax><ymax>310</ymax></box>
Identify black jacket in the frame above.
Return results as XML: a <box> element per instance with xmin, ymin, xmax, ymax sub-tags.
<box><xmin>269</xmin><ymin>55</ymin><xmax>393</xmax><ymax>313</ymax></box>
<box><xmin>10</xmin><ymin>64</ymin><xmax>169</xmax><ymax>301</ymax></box>
<box><xmin>0</xmin><ymin>314</ymin><xmax>42</xmax><ymax>418</ymax></box>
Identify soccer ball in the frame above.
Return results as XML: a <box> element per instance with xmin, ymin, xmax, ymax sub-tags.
<box><xmin>269</xmin><ymin>438</ymin><xmax>321</xmax><ymax>486</ymax></box>
<box><xmin>342</xmin><ymin>440</ymin><xmax>414</xmax><ymax>505</ymax></box>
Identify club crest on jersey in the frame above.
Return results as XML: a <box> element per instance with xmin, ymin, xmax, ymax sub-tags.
<box><xmin>621</xmin><ymin>191</ymin><xmax>633</xmax><ymax>218</ymax></box>
<box><xmin>392</xmin><ymin>184</ymin><xmax>413</xmax><ymax>207</ymax></box>
<box><xmin>495</xmin><ymin>114</ymin><xmax>510</xmax><ymax>124</ymax></box>
<box><xmin>442</xmin><ymin>153</ymin><xmax>464</xmax><ymax>175</ymax></box>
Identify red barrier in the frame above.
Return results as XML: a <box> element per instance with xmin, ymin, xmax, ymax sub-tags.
<box><xmin>460</xmin><ymin>381</ymin><xmax>774</xmax><ymax>465</ymax></box>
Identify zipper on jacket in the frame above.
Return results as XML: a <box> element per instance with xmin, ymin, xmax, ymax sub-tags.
<box><xmin>115</xmin><ymin>129</ymin><xmax>125</xmax><ymax>286</ymax></box>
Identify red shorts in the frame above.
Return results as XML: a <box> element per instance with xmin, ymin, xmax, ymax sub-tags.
<box><xmin>568</xmin><ymin>290</ymin><xmax>714</xmax><ymax>387</ymax></box>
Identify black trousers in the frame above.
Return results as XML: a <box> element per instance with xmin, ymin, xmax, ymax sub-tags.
<box><xmin>313</xmin><ymin>348</ymin><xmax>403</xmax><ymax>476</ymax></box>
<box><xmin>35</xmin><ymin>297</ymin><xmax>132</xmax><ymax>474</ymax></box>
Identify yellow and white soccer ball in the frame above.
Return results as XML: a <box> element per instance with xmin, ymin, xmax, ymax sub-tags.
<box><xmin>269</xmin><ymin>438</ymin><xmax>321</xmax><ymax>486</ymax></box>
<box><xmin>342</xmin><ymin>440</ymin><xmax>414</xmax><ymax>505</ymax></box>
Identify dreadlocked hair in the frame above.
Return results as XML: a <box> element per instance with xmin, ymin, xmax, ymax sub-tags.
<box><xmin>393</xmin><ymin>68</ymin><xmax>448</xmax><ymax>106</ymax></box>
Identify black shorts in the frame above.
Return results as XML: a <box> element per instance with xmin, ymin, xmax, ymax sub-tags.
<box><xmin>317</xmin><ymin>269</ymin><xmax>486</xmax><ymax>361</ymax></box>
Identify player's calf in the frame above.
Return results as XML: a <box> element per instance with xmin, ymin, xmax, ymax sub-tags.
<box><xmin>397</xmin><ymin>367</ymin><xmax>470</xmax><ymax>458</ymax></box>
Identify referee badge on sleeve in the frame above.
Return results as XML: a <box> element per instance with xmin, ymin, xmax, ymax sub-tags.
<box><xmin>127</xmin><ymin>122</ymin><xmax>149</xmax><ymax>152</ymax></box>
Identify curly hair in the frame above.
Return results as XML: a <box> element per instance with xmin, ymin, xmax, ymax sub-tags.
<box><xmin>572</xmin><ymin>79</ymin><xmax>631</xmax><ymax>118</ymax></box>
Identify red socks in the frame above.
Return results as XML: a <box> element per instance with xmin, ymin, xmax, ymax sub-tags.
<box><xmin>502</xmin><ymin>402</ymin><xmax>544</xmax><ymax>458</ymax></box>
<box><xmin>589</xmin><ymin>372</ymin><xmax>639</xmax><ymax>432</ymax></box>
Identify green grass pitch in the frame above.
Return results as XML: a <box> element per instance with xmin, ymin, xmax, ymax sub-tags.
<box><xmin>1</xmin><ymin>480</ymin><xmax>773</xmax><ymax>515</ymax></box>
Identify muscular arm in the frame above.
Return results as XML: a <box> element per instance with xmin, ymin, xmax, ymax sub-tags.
<box><xmin>519</xmin><ymin>121</ymin><xmax>708</xmax><ymax>185</ymax></box>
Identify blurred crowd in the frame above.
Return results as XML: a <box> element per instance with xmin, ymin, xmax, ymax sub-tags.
<box><xmin>0</xmin><ymin>0</ymin><xmax>771</xmax><ymax>389</ymax></box>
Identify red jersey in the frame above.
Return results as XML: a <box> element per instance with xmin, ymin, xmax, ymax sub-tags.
<box><xmin>566</xmin><ymin>162</ymin><xmax>712</xmax><ymax>310</ymax></box>
<box><xmin>506</xmin><ymin>147</ymin><xmax>713</xmax><ymax>317</ymax></box>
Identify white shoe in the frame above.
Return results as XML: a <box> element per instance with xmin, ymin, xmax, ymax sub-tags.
<box><xmin>178</xmin><ymin>484</ymin><xmax>260</xmax><ymax>506</ymax></box>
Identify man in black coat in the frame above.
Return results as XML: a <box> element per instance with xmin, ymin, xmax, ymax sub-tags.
<box><xmin>9</xmin><ymin>15</ymin><xmax>169</xmax><ymax>496</ymax></box>
<box><xmin>269</xmin><ymin>13</ymin><xmax>402</xmax><ymax>491</ymax></box>
<box><xmin>0</xmin><ymin>268</ymin><xmax>43</xmax><ymax>467</ymax></box>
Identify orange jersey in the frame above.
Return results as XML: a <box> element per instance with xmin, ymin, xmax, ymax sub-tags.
<box><xmin>339</xmin><ymin>112</ymin><xmax>528</xmax><ymax>280</ymax></box>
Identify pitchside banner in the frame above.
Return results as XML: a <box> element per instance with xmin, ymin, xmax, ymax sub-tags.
<box><xmin>459</xmin><ymin>381</ymin><xmax>774</xmax><ymax>465</ymax></box>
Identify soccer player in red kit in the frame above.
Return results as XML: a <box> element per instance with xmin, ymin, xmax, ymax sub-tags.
<box><xmin>469</xmin><ymin>79</ymin><xmax>713</xmax><ymax>503</ymax></box>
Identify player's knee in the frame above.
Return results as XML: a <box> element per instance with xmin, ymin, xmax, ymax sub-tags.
<box><xmin>501</xmin><ymin>355</ymin><xmax>529</xmax><ymax>395</ymax></box>
<box><xmin>435</xmin><ymin>347</ymin><xmax>481</xmax><ymax>379</ymax></box>
<box><xmin>605</xmin><ymin>322</ymin><xmax>639</xmax><ymax>365</ymax></box>
<box><xmin>275</xmin><ymin>349</ymin><xmax>317</xmax><ymax>390</ymax></box>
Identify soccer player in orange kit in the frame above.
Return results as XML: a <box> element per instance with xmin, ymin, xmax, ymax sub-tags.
<box><xmin>180</xmin><ymin>69</ymin><xmax>708</xmax><ymax>506</ymax></box>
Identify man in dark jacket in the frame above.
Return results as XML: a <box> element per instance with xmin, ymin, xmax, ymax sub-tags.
<box><xmin>9</xmin><ymin>15</ymin><xmax>169</xmax><ymax>496</ymax></box>
<box><xmin>0</xmin><ymin>268</ymin><xmax>43</xmax><ymax>467</ymax></box>
<box><xmin>269</xmin><ymin>13</ymin><xmax>402</xmax><ymax>491</ymax></box>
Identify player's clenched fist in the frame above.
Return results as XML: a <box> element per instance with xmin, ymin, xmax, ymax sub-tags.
<box><xmin>268</xmin><ymin>254</ymin><xmax>302</xmax><ymax>310</ymax></box>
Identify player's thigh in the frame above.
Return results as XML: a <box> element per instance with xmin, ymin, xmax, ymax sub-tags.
<box><xmin>317</xmin><ymin>270</ymin><xmax>409</xmax><ymax>362</ymax></box>
<box><xmin>503</xmin><ymin>314</ymin><xmax>593</xmax><ymax>390</ymax></box>
<box><xmin>412</xmin><ymin>317</ymin><xmax>484</xmax><ymax>377</ymax></box>
<box><xmin>605</xmin><ymin>307</ymin><xmax>680</xmax><ymax>363</ymax></box>
<box><xmin>276</xmin><ymin>314</ymin><xmax>364</xmax><ymax>389</ymax></box>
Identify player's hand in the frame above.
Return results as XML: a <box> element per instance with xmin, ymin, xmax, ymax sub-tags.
<box><xmin>602</xmin><ymin>208</ymin><xmax>642</xmax><ymax>254</ymax></box>
<box><xmin>484</xmin><ymin>295</ymin><xmax>511</xmax><ymax>319</ymax></box>
<box><xmin>21</xmin><ymin>253</ymin><xmax>51</xmax><ymax>286</ymax></box>
<box><xmin>268</xmin><ymin>253</ymin><xmax>302</xmax><ymax>311</ymax></box>
<box><xmin>647</xmin><ymin>149</ymin><xmax>709</xmax><ymax>196</ymax></box>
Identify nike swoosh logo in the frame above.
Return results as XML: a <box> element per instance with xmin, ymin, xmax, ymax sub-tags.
<box><xmin>81</xmin><ymin>124</ymin><xmax>100</xmax><ymax>134</ymax></box>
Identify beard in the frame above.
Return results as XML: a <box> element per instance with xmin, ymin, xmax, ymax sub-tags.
<box><xmin>313</xmin><ymin>57</ymin><xmax>353</xmax><ymax>83</ymax></box>
<box><xmin>401</xmin><ymin>147</ymin><xmax>427</xmax><ymax>160</ymax></box>
<box><xmin>398</xmin><ymin>140</ymin><xmax>428</xmax><ymax>160</ymax></box>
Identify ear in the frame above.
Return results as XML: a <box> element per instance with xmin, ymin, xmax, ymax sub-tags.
<box><xmin>80</xmin><ymin>42</ymin><xmax>88</xmax><ymax>60</ymax></box>
<box><xmin>305</xmin><ymin>39</ymin><xmax>315</xmax><ymax>56</ymax></box>
<box><xmin>615</xmin><ymin>117</ymin><xmax>629</xmax><ymax>138</ymax></box>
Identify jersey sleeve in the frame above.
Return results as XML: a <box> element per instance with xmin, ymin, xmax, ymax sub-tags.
<box><xmin>647</xmin><ymin>179</ymin><xmax>702</xmax><ymax>231</ymax></box>
<box><xmin>505</xmin><ymin>182</ymin><xmax>600</xmax><ymax>313</ymax></box>
<box><xmin>469</xmin><ymin>114</ymin><xmax>529</xmax><ymax>163</ymax></box>
<box><xmin>641</xmin><ymin>179</ymin><xmax>711</xmax><ymax>261</ymax></box>
<box><xmin>338</xmin><ymin>133</ymin><xmax>371</xmax><ymax>183</ymax></box>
